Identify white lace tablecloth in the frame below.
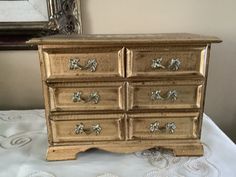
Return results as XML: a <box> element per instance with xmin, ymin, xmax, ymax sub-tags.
<box><xmin>0</xmin><ymin>110</ymin><xmax>235</xmax><ymax>177</ymax></box>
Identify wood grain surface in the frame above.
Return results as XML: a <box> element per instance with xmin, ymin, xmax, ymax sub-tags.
<box><xmin>32</xmin><ymin>34</ymin><xmax>220</xmax><ymax>161</ymax></box>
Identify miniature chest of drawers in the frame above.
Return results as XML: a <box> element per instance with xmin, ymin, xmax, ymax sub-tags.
<box><xmin>29</xmin><ymin>33</ymin><xmax>221</xmax><ymax>161</ymax></box>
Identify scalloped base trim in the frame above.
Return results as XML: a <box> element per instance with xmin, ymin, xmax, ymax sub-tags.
<box><xmin>46</xmin><ymin>141</ymin><xmax>203</xmax><ymax>161</ymax></box>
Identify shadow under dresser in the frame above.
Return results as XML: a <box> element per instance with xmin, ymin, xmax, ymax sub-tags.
<box><xmin>28</xmin><ymin>33</ymin><xmax>221</xmax><ymax>161</ymax></box>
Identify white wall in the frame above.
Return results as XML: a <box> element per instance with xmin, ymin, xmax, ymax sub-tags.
<box><xmin>81</xmin><ymin>0</ymin><xmax>236</xmax><ymax>142</ymax></box>
<box><xmin>0</xmin><ymin>0</ymin><xmax>235</xmax><ymax>142</ymax></box>
<box><xmin>0</xmin><ymin>51</ymin><xmax>43</xmax><ymax>109</ymax></box>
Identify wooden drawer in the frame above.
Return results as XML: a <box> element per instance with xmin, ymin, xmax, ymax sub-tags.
<box><xmin>128</xmin><ymin>112</ymin><xmax>199</xmax><ymax>140</ymax></box>
<box><xmin>42</xmin><ymin>47</ymin><xmax>125</xmax><ymax>80</ymax></box>
<box><xmin>49</xmin><ymin>82</ymin><xmax>125</xmax><ymax>112</ymax></box>
<box><xmin>127</xmin><ymin>81</ymin><xmax>203</xmax><ymax>110</ymax></box>
<box><xmin>126</xmin><ymin>46</ymin><xmax>208</xmax><ymax>78</ymax></box>
<box><xmin>51</xmin><ymin>114</ymin><xmax>124</xmax><ymax>142</ymax></box>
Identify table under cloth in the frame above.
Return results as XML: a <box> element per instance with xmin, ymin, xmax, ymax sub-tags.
<box><xmin>0</xmin><ymin>110</ymin><xmax>235</xmax><ymax>177</ymax></box>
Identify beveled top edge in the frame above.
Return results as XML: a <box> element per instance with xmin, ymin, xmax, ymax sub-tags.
<box><xmin>27</xmin><ymin>33</ymin><xmax>222</xmax><ymax>45</ymax></box>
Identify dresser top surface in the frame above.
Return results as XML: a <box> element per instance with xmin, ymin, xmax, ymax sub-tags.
<box><xmin>28</xmin><ymin>33</ymin><xmax>222</xmax><ymax>45</ymax></box>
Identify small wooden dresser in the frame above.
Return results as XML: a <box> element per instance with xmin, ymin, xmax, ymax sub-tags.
<box><xmin>29</xmin><ymin>34</ymin><xmax>221</xmax><ymax>161</ymax></box>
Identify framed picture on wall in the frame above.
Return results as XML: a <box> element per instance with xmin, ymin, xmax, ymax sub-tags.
<box><xmin>0</xmin><ymin>0</ymin><xmax>82</xmax><ymax>50</ymax></box>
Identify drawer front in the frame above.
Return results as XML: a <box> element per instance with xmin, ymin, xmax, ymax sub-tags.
<box><xmin>49</xmin><ymin>82</ymin><xmax>125</xmax><ymax>112</ymax></box>
<box><xmin>43</xmin><ymin>47</ymin><xmax>124</xmax><ymax>80</ymax></box>
<box><xmin>127</xmin><ymin>46</ymin><xmax>208</xmax><ymax>78</ymax></box>
<box><xmin>127</xmin><ymin>81</ymin><xmax>203</xmax><ymax>110</ymax></box>
<box><xmin>51</xmin><ymin>114</ymin><xmax>124</xmax><ymax>142</ymax></box>
<box><xmin>128</xmin><ymin>113</ymin><xmax>199</xmax><ymax>140</ymax></box>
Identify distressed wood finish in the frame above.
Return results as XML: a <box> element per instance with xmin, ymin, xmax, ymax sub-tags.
<box><xmin>128</xmin><ymin>112</ymin><xmax>199</xmax><ymax>140</ymax></box>
<box><xmin>127</xmin><ymin>46</ymin><xmax>207</xmax><ymax>78</ymax></box>
<box><xmin>43</xmin><ymin>47</ymin><xmax>125</xmax><ymax>81</ymax></box>
<box><xmin>29</xmin><ymin>33</ymin><xmax>221</xmax><ymax>161</ymax></box>
<box><xmin>48</xmin><ymin>82</ymin><xmax>125</xmax><ymax>112</ymax></box>
<box><xmin>47</xmin><ymin>140</ymin><xmax>204</xmax><ymax>161</ymax></box>
<box><xmin>127</xmin><ymin>81</ymin><xmax>203</xmax><ymax>110</ymax></box>
<box><xmin>29</xmin><ymin>33</ymin><xmax>222</xmax><ymax>44</ymax></box>
<box><xmin>51</xmin><ymin>115</ymin><xmax>124</xmax><ymax>142</ymax></box>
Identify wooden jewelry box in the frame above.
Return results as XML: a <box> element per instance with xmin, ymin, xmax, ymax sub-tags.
<box><xmin>29</xmin><ymin>33</ymin><xmax>221</xmax><ymax>161</ymax></box>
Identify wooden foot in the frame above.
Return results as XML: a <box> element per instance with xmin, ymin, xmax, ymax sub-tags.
<box><xmin>46</xmin><ymin>141</ymin><xmax>203</xmax><ymax>161</ymax></box>
<box><xmin>167</xmin><ymin>143</ymin><xmax>204</xmax><ymax>156</ymax></box>
<box><xmin>47</xmin><ymin>146</ymin><xmax>87</xmax><ymax>161</ymax></box>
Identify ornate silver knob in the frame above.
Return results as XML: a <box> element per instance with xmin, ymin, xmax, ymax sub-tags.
<box><xmin>168</xmin><ymin>58</ymin><xmax>181</xmax><ymax>71</ymax></box>
<box><xmin>92</xmin><ymin>124</ymin><xmax>102</xmax><ymax>135</ymax></box>
<box><xmin>69</xmin><ymin>58</ymin><xmax>97</xmax><ymax>72</ymax></box>
<box><xmin>166</xmin><ymin>122</ymin><xmax>176</xmax><ymax>134</ymax></box>
<box><xmin>72</xmin><ymin>91</ymin><xmax>100</xmax><ymax>104</ymax></box>
<box><xmin>149</xmin><ymin>121</ymin><xmax>160</xmax><ymax>133</ymax></box>
<box><xmin>149</xmin><ymin>121</ymin><xmax>176</xmax><ymax>134</ymax></box>
<box><xmin>151</xmin><ymin>58</ymin><xmax>165</xmax><ymax>69</ymax></box>
<box><xmin>151</xmin><ymin>58</ymin><xmax>181</xmax><ymax>71</ymax></box>
<box><xmin>75</xmin><ymin>123</ymin><xmax>102</xmax><ymax>135</ymax></box>
<box><xmin>151</xmin><ymin>90</ymin><xmax>177</xmax><ymax>101</ymax></box>
<box><xmin>75</xmin><ymin>123</ymin><xmax>85</xmax><ymax>134</ymax></box>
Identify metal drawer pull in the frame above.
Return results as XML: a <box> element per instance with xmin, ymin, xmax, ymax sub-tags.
<box><xmin>168</xmin><ymin>58</ymin><xmax>181</xmax><ymax>71</ymax></box>
<box><xmin>72</xmin><ymin>91</ymin><xmax>100</xmax><ymax>104</ymax></box>
<box><xmin>151</xmin><ymin>58</ymin><xmax>181</xmax><ymax>71</ymax></box>
<box><xmin>151</xmin><ymin>58</ymin><xmax>165</xmax><ymax>69</ymax></box>
<box><xmin>75</xmin><ymin>123</ymin><xmax>102</xmax><ymax>135</ymax></box>
<box><xmin>149</xmin><ymin>121</ymin><xmax>176</xmax><ymax>134</ymax></box>
<box><xmin>69</xmin><ymin>58</ymin><xmax>97</xmax><ymax>72</ymax></box>
<box><xmin>151</xmin><ymin>90</ymin><xmax>177</xmax><ymax>101</ymax></box>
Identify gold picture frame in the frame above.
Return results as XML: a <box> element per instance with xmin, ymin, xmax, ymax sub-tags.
<box><xmin>0</xmin><ymin>0</ymin><xmax>82</xmax><ymax>49</ymax></box>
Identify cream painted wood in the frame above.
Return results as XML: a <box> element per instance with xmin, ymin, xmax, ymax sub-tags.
<box><xmin>127</xmin><ymin>46</ymin><xmax>208</xmax><ymax>78</ymax></box>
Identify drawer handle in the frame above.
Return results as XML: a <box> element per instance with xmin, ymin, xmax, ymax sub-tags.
<box><xmin>169</xmin><ymin>58</ymin><xmax>181</xmax><ymax>71</ymax></box>
<box><xmin>69</xmin><ymin>58</ymin><xmax>97</xmax><ymax>72</ymax></box>
<box><xmin>151</xmin><ymin>58</ymin><xmax>181</xmax><ymax>71</ymax></box>
<box><xmin>151</xmin><ymin>90</ymin><xmax>177</xmax><ymax>101</ymax></box>
<box><xmin>75</xmin><ymin>123</ymin><xmax>102</xmax><ymax>135</ymax></box>
<box><xmin>72</xmin><ymin>91</ymin><xmax>100</xmax><ymax>104</ymax></box>
<box><xmin>149</xmin><ymin>121</ymin><xmax>176</xmax><ymax>134</ymax></box>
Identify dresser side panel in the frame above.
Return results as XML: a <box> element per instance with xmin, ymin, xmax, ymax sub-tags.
<box><xmin>38</xmin><ymin>45</ymin><xmax>53</xmax><ymax>144</ymax></box>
